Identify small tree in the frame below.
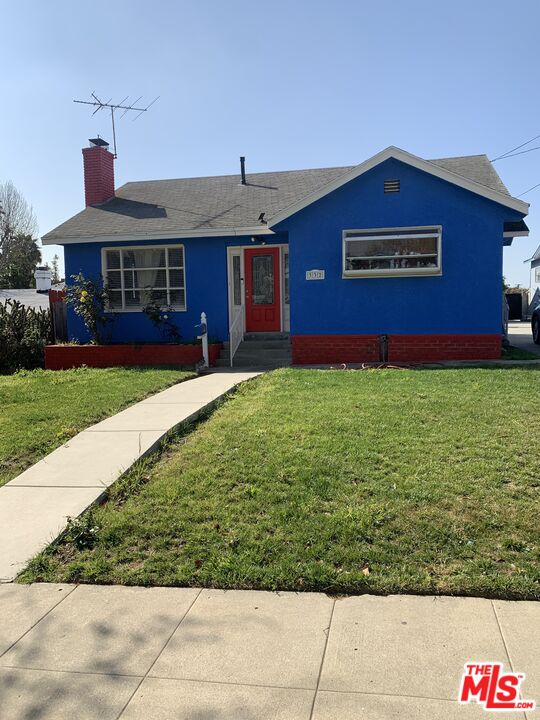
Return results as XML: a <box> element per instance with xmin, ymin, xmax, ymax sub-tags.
<box><xmin>0</xmin><ymin>181</ymin><xmax>40</xmax><ymax>288</ymax></box>
<box><xmin>0</xmin><ymin>232</ymin><xmax>42</xmax><ymax>288</ymax></box>
<box><xmin>65</xmin><ymin>273</ymin><xmax>114</xmax><ymax>344</ymax></box>
<box><xmin>50</xmin><ymin>254</ymin><xmax>61</xmax><ymax>284</ymax></box>
<box><xmin>0</xmin><ymin>180</ymin><xmax>38</xmax><ymax>243</ymax></box>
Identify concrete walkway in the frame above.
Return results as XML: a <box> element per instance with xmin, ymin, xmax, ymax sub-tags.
<box><xmin>0</xmin><ymin>583</ymin><xmax>538</xmax><ymax>719</ymax></box>
<box><xmin>508</xmin><ymin>320</ymin><xmax>540</xmax><ymax>356</ymax></box>
<box><xmin>0</xmin><ymin>372</ymin><xmax>259</xmax><ymax>583</ymax></box>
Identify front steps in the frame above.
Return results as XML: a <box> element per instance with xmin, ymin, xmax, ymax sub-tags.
<box><xmin>215</xmin><ymin>333</ymin><xmax>292</xmax><ymax>368</ymax></box>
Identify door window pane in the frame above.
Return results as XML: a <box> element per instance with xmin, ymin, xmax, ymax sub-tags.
<box><xmin>252</xmin><ymin>254</ymin><xmax>274</xmax><ymax>305</ymax></box>
<box><xmin>283</xmin><ymin>252</ymin><xmax>289</xmax><ymax>305</ymax></box>
<box><xmin>233</xmin><ymin>255</ymin><xmax>241</xmax><ymax>306</ymax></box>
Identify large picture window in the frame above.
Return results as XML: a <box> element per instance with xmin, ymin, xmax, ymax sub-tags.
<box><xmin>103</xmin><ymin>245</ymin><xmax>186</xmax><ymax>310</ymax></box>
<box><xmin>343</xmin><ymin>226</ymin><xmax>442</xmax><ymax>278</ymax></box>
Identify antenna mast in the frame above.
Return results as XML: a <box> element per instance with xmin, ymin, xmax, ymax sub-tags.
<box><xmin>73</xmin><ymin>92</ymin><xmax>159</xmax><ymax>158</ymax></box>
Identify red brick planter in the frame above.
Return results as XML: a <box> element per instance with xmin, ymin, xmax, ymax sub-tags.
<box><xmin>45</xmin><ymin>343</ymin><xmax>223</xmax><ymax>370</ymax></box>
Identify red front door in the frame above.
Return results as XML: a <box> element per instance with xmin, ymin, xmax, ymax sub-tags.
<box><xmin>245</xmin><ymin>247</ymin><xmax>281</xmax><ymax>332</ymax></box>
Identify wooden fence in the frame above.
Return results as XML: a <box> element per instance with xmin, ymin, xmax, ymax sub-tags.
<box><xmin>49</xmin><ymin>290</ymin><xmax>67</xmax><ymax>342</ymax></box>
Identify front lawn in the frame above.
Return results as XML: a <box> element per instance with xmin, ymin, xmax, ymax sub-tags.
<box><xmin>0</xmin><ymin>366</ymin><xmax>195</xmax><ymax>487</ymax></box>
<box><xmin>21</xmin><ymin>367</ymin><xmax>540</xmax><ymax>599</ymax></box>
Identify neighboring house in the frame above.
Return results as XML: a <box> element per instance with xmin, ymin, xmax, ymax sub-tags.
<box><xmin>42</xmin><ymin>140</ymin><xmax>529</xmax><ymax>363</ymax></box>
<box><xmin>0</xmin><ymin>289</ymin><xmax>51</xmax><ymax>311</ymax></box>
<box><xmin>0</xmin><ymin>269</ymin><xmax>64</xmax><ymax>311</ymax></box>
<box><xmin>527</xmin><ymin>245</ymin><xmax>540</xmax><ymax>314</ymax></box>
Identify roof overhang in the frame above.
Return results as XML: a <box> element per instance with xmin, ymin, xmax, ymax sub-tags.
<box><xmin>42</xmin><ymin>225</ymin><xmax>276</xmax><ymax>246</ymax></box>
<box><xmin>524</xmin><ymin>244</ymin><xmax>540</xmax><ymax>264</ymax></box>
<box><xmin>267</xmin><ymin>146</ymin><xmax>529</xmax><ymax>227</ymax></box>
<box><xmin>503</xmin><ymin>219</ymin><xmax>529</xmax><ymax>238</ymax></box>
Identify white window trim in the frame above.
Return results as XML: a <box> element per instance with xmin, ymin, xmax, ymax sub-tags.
<box><xmin>101</xmin><ymin>244</ymin><xmax>187</xmax><ymax>312</ymax></box>
<box><xmin>342</xmin><ymin>225</ymin><xmax>442</xmax><ymax>279</ymax></box>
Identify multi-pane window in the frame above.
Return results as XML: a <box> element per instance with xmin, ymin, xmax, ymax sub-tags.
<box><xmin>535</xmin><ymin>267</ymin><xmax>540</xmax><ymax>283</ymax></box>
<box><xmin>103</xmin><ymin>245</ymin><xmax>186</xmax><ymax>310</ymax></box>
<box><xmin>343</xmin><ymin>227</ymin><xmax>441</xmax><ymax>277</ymax></box>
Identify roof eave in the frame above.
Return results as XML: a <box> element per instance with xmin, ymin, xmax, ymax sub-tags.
<box><xmin>41</xmin><ymin>225</ymin><xmax>276</xmax><ymax>246</ymax></box>
<box><xmin>267</xmin><ymin>146</ymin><xmax>529</xmax><ymax>227</ymax></box>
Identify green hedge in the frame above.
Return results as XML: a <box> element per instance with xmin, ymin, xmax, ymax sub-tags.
<box><xmin>0</xmin><ymin>299</ymin><xmax>52</xmax><ymax>373</ymax></box>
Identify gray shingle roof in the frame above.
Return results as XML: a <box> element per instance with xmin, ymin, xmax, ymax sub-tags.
<box><xmin>42</xmin><ymin>153</ymin><xmax>511</xmax><ymax>243</ymax></box>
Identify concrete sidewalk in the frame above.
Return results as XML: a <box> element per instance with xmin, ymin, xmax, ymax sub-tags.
<box><xmin>0</xmin><ymin>371</ymin><xmax>259</xmax><ymax>582</ymax></box>
<box><xmin>508</xmin><ymin>320</ymin><xmax>540</xmax><ymax>356</ymax></box>
<box><xmin>0</xmin><ymin>583</ymin><xmax>538</xmax><ymax>719</ymax></box>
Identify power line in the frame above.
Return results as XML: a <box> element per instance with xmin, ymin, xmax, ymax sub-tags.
<box><xmin>492</xmin><ymin>145</ymin><xmax>540</xmax><ymax>161</ymax></box>
<box><xmin>491</xmin><ymin>132</ymin><xmax>540</xmax><ymax>161</ymax></box>
<box><xmin>517</xmin><ymin>181</ymin><xmax>540</xmax><ymax>198</ymax></box>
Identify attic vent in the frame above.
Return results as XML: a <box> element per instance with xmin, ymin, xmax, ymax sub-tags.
<box><xmin>384</xmin><ymin>179</ymin><xmax>400</xmax><ymax>193</ymax></box>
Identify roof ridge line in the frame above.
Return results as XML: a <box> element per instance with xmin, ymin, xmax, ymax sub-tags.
<box><xmin>121</xmin><ymin>165</ymin><xmax>355</xmax><ymax>187</ymax></box>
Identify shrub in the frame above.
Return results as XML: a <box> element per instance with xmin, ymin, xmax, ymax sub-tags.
<box><xmin>142</xmin><ymin>293</ymin><xmax>181</xmax><ymax>342</ymax></box>
<box><xmin>0</xmin><ymin>299</ymin><xmax>52</xmax><ymax>372</ymax></box>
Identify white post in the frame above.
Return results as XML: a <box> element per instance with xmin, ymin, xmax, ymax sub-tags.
<box><xmin>200</xmin><ymin>311</ymin><xmax>209</xmax><ymax>368</ymax></box>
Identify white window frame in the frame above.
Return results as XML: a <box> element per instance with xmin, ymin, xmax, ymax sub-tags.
<box><xmin>101</xmin><ymin>244</ymin><xmax>187</xmax><ymax>312</ymax></box>
<box><xmin>342</xmin><ymin>225</ymin><xmax>442</xmax><ymax>279</ymax></box>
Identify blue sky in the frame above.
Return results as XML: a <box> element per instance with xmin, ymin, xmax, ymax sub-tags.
<box><xmin>1</xmin><ymin>0</ymin><xmax>539</xmax><ymax>285</ymax></box>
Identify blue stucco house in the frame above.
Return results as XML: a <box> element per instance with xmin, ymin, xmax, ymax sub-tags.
<box><xmin>42</xmin><ymin>140</ymin><xmax>529</xmax><ymax>365</ymax></box>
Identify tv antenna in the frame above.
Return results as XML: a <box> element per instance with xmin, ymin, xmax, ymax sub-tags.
<box><xmin>73</xmin><ymin>92</ymin><xmax>159</xmax><ymax>158</ymax></box>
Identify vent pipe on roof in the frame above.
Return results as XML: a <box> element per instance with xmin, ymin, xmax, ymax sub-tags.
<box><xmin>240</xmin><ymin>156</ymin><xmax>246</xmax><ymax>185</ymax></box>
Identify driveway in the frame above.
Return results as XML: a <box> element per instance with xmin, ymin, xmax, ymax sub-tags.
<box><xmin>508</xmin><ymin>320</ymin><xmax>540</xmax><ymax>356</ymax></box>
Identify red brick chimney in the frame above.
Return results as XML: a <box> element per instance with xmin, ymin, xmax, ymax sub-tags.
<box><xmin>82</xmin><ymin>138</ymin><xmax>115</xmax><ymax>206</ymax></box>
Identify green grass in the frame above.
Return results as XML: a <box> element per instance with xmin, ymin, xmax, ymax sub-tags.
<box><xmin>502</xmin><ymin>345</ymin><xmax>540</xmax><ymax>360</ymax></box>
<box><xmin>0</xmin><ymin>366</ymin><xmax>195</xmax><ymax>486</ymax></box>
<box><xmin>20</xmin><ymin>367</ymin><xmax>540</xmax><ymax>600</ymax></box>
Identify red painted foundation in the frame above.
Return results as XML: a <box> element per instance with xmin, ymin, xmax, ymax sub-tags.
<box><xmin>45</xmin><ymin>343</ymin><xmax>223</xmax><ymax>370</ymax></box>
<box><xmin>291</xmin><ymin>334</ymin><xmax>501</xmax><ymax>364</ymax></box>
<box><xmin>388</xmin><ymin>334</ymin><xmax>501</xmax><ymax>362</ymax></box>
<box><xmin>292</xmin><ymin>335</ymin><xmax>380</xmax><ymax>364</ymax></box>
